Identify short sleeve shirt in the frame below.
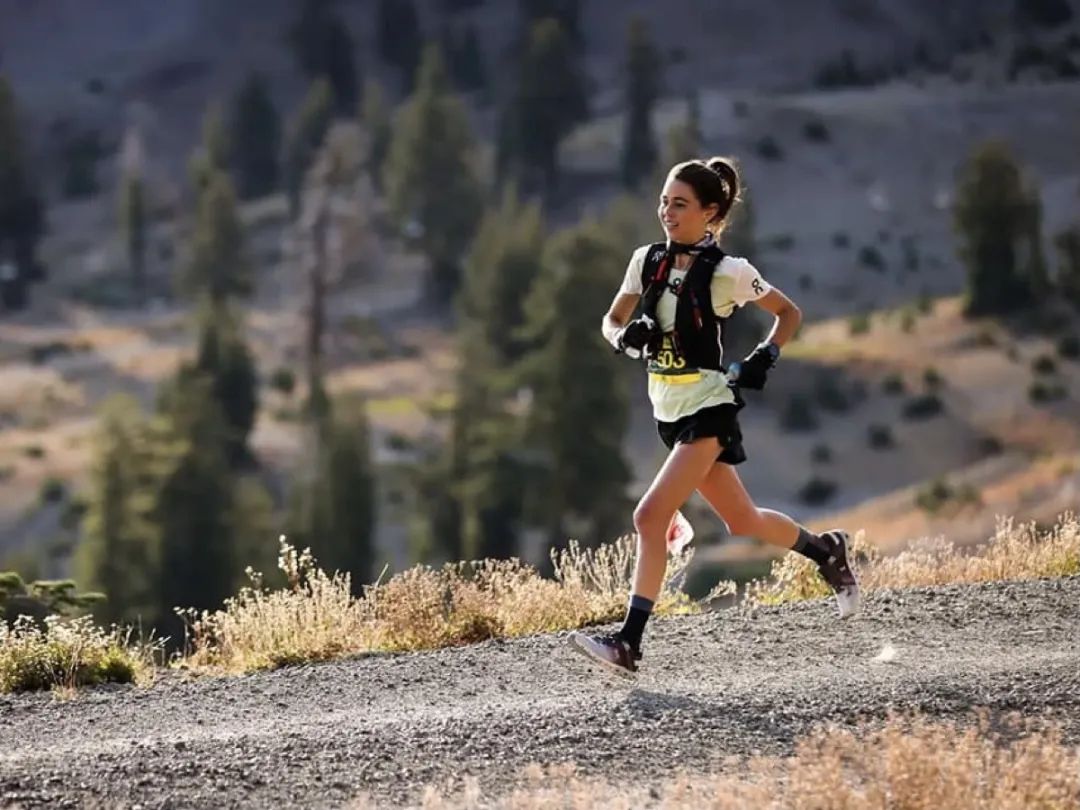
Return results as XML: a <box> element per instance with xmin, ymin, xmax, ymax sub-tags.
<box><xmin>618</xmin><ymin>245</ymin><xmax>772</xmax><ymax>423</ymax></box>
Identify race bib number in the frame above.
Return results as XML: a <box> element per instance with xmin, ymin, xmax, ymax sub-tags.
<box><xmin>647</xmin><ymin>335</ymin><xmax>700</xmax><ymax>382</ymax></box>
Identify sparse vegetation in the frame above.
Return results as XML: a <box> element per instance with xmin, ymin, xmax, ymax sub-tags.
<box><xmin>858</xmin><ymin>245</ymin><xmax>885</xmax><ymax>272</ymax></box>
<box><xmin>868</xmin><ymin>424</ymin><xmax>894</xmax><ymax>449</ymax></box>
<box><xmin>802</xmin><ymin>120</ymin><xmax>829</xmax><ymax>142</ymax></box>
<box><xmin>269</xmin><ymin>367</ymin><xmax>296</xmax><ymax>396</ymax></box>
<box><xmin>902</xmin><ymin>392</ymin><xmax>944</xmax><ymax>420</ymax></box>
<box><xmin>780</xmin><ymin>394</ymin><xmax>819</xmax><ymax>432</ymax></box>
<box><xmin>1058</xmin><ymin>334</ymin><xmax>1080</xmax><ymax>360</ymax></box>
<box><xmin>0</xmin><ymin>616</ymin><xmax>152</xmax><ymax>693</ymax></box>
<box><xmin>923</xmin><ymin>366</ymin><xmax>944</xmax><ymax>390</ymax></box>
<box><xmin>915</xmin><ymin>477</ymin><xmax>981</xmax><ymax>514</ymax></box>
<box><xmin>181</xmin><ymin>536</ymin><xmax>719</xmax><ymax>674</ymax></box>
<box><xmin>1029</xmin><ymin>380</ymin><xmax>1068</xmax><ymax>403</ymax></box>
<box><xmin>387</xmin><ymin>712</ymin><xmax>1080</xmax><ymax>810</ymax></box>
<box><xmin>1032</xmin><ymin>353</ymin><xmax>1057</xmax><ymax>375</ymax></box>
<box><xmin>754</xmin><ymin>135</ymin><xmax>783</xmax><ymax>161</ymax></box>
<box><xmin>810</xmin><ymin>443</ymin><xmax>832</xmax><ymax>464</ymax></box>
<box><xmin>882</xmin><ymin>373</ymin><xmax>905</xmax><ymax>395</ymax></box>
<box><xmin>798</xmin><ymin>476</ymin><xmax>837</xmax><ymax>506</ymax></box>
<box><xmin>848</xmin><ymin>312</ymin><xmax>871</xmax><ymax>335</ymax></box>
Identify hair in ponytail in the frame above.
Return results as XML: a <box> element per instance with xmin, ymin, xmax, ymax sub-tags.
<box><xmin>668</xmin><ymin>156</ymin><xmax>742</xmax><ymax>234</ymax></box>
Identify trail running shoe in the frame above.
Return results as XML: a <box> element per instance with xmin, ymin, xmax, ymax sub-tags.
<box><xmin>568</xmin><ymin>631</ymin><xmax>641</xmax><ymax>677</ymax></box>
<box><xmin>817</xmin><ymin>529</ymin><xmax>861</xmax><ymax>619</ymax></box>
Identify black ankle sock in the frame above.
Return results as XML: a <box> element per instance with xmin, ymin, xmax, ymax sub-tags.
<box><xmin>618</xmin><ymin>595</ymin><xmax>654</xmax><ymax>652</ymax></box>
<box><xmin>792</xmin><ymin>527</ymin><xmax>831</xmax><ymax>566</ymax></box>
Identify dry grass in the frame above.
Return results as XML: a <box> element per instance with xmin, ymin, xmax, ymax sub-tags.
<box><xmin>353</xmin><ymin>712</ymin><xmax>1080</xmax><ymax>809</ymax></box>
<box><xmin>0</xmin><ymin>615</ymin><xmax>157</xmax><ymax>694</ymax></box>
<box><xmin>180</xmin><ymin>536</ymin><xmax>733</xmax><ymax>674</ymax></box>
<box><xmin>747</xmin><ymin>513</ymin><xmax>1080</xmax><ymax>608</ymax></box>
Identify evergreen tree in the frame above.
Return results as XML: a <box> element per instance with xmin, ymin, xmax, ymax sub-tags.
<box><xmin>518</xmin><ymin>0</ymin><xmax>581</xmax><ymax>43</ymax></box>
<box><xmin>285</xmin><ymin>79</ymin><xmax>335</xmax><ymax>219</ymax></box>
<box><xmin>118</xmin><ymin>171</ymin><xmax>147</xmax><ymax>304</ymax></box>
<box><xmin>287</xmin><ymin>400</ymin><xmax>376</xmax><ymax>588</ymax></box>
<box><xmin>385</xmin><ymin>45</ymin><xmax>483</xmax><ymax>301</ymax></box>
<box><xmin>954</xmin><ymin>142</ymin><xmax>1047</xmax><ymax>316</ymax></box>
<box><xmin>287</xmin><ymin>0</ymin><xmax>360</xmax><ymax>111</ymax></box>
<box><xmin>180</xmin><ymin>171</ymin><xmax>252</xmax><ymax>304</ymax></box>
<box><xmin>377</xmin><ymin>0</ymin><xmax>424</xmax><ymax>91</ymax></box>
<box><xmin>187</xmin><ymin>302</ymin><xmax>259</xmax><ymax>467</ymax></box>
<box><xmin>230</xmin><ymin>73</ymin><xmax>282</xmax><ymax>199</ymax></box>
<box><xmin>75</xmin><ymin>395</ymin><xmax>164</xmax><ymax>627</ymax></box>
<box><xmin>501</xmin><ymin>18</ymin><xmax>589</xmax><ymax>192</ymax></box>
<box><xmin>444</xmin><ymin>22</ymin><xmax>487</xmax><ymax>93</ymax></box>
<box><xmin>1055</xmin><ymin>227</ymin><xmax>1080</xmax><ymax>310</ymax></box>
<box><xmin>361</xmin><ymin>79</ymin><xmax>392</xmax><ymax>192</ymax></box>
<box><xmin>620</xmin><ymin>16</ymin><xmax>661</xmax><ymax>188</ymax></box>
<box><xmin>154</xmin><ymin>376</ymin><xmax>241</xmax><ymax>636</ymax></box>
<box><xmin>189</xmin><ymin>104</ymin><xmax>231</xmax><ymax>191</ymax></box>
<box><xmin>518</xmin><ymin>220</ymin><xmax>632</xmax><ymax>548</ymax></box>
<box><xmin>665</xmin><ymin>91</ymin><xmax>702</xmax><ymax>168</ymax></box>
<box><xmin>0</xmin><ymin>76</ymin><xmax>45</xmax><ymax>309</ymax></box>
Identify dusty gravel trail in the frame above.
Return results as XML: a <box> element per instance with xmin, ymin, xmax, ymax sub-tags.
<box><xmin>2</xmin><ymin>577</ymin><xmax>1079</xmax><ymax>809</ymax></box>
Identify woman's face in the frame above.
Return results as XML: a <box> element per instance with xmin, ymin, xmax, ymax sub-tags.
<box><xmin>657</xmin><ymin>177</ymin><xmax>718</xmax><ymax>243</ymax></box>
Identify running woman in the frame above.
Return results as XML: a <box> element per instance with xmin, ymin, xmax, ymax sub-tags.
<box><xmin>569</xmin><ymin>157</ymin><xmax>860</xmax><ymax>677</ymax></box>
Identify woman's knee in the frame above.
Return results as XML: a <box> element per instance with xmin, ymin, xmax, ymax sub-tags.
<box><xmin>633</xmin><ymin>497</ymin><xmax>673</xmax><ymax>537</ymax></box>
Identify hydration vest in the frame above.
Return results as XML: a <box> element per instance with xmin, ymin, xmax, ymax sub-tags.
<box><xmin>638</xmin><ymin>241</ymin><xmax>730</xmax><ymax>372</ymax></box>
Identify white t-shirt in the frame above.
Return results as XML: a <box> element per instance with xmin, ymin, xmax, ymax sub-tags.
<box><xmin>619</xmin><ymin>245</ymin><xmax>772</xmax><ymax>423</ymax></box>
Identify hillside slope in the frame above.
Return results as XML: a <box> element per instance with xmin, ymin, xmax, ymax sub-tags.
<box><xmin>2</xmin><ymin>576</ymin><xmax>1079</xmax><ymax>808</ymax></box>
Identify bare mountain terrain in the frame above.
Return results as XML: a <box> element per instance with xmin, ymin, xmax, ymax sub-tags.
<box><xmin>2</xmin><ymin>576</ymin><xmax>1079</xmax><ymax>808</ymax></box>
<box><xmin>1</xmin><ymin>1</ymin><xmax>1079</xmax><ymax>575</ymax></box>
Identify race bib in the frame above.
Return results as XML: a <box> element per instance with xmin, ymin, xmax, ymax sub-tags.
<box><xmin>647</xmin><ymin>335</ymin><xmax>701</xmax><ymax>384</ymax></box>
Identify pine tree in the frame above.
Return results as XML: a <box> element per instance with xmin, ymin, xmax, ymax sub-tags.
<box><xmin>0</xmin><ymin>76</ymin><xmax>45</xmax><ymax>309</ymax></box>
<box><xmin>361</xmin><ymin>79</ymin><xmax>392</xmax><ymax>192</ymax></box>
<box><xmin>518</xmin><ymin>0</ymin><xmax>581</xmax><ymax>43</ymax></box>
<box><xmin>518</xmin><ymin>220</ymin><xmax>632</xmax><ymax>549</ymax></box>
<box><xmin>189</xmin><ymin>104</ymin><xmax>231</xmax><ymax>191</ymax></box>
<box><xmin>954</xmin><ymin>142</ymin><xmax>1047</xmax><ymax>316</ymax></box>
<box><xmin>287</xmin><ymin>0</ymin><xmax>360</xmax><ymax>111</ymax></box>
<box><xmin>377</xmin><ymin>0</ymin><xmax>424</xmax><ymax>91</ymax></box>
<box><xmin>1055</xmin><ymin>227</ymin><xmax>1080</xmax><ymax>310</ymax></box>
<box><xmin>231</xmin><ymin>73</ymin><xmax>282</xmax><ymax>199</ymax></box>
<box><xmin>620</xmin><ymin>16</ymin><xmax>661</xmax><ymax>189</ymax></box>
<box><xmin>180</xmin><ymin>171</ymin><xmax>252</xmax><ymax>304</ymax></box>
<box><xmin>385</xmin><ymin>45</ymin><xmax>483</xmax><ymax>301</ymax></box>
<box><xmin>75</xmin><ymin>395</ymin><xmax>164</xmax><ymax>627</ymax></box>
<box><xmin>118</xmin><ymin>171</ymin><xmax>147</xmax><ymax>304</ymax></box>
<box><xmin>501</xmin><ymin>18</ymin><xmax>589</xmax><ymax>192</ymax></box>
<box><xmin>287</xmin><ymin>400</ymin><xmax>376</xmax><ymax>588</ymax></box>
<box><xmin>665</xmin><ymin>91</ymin><xmax>702</xmax><ymax>168</ymax></box>
<box><xmin>285</xmin><ymin>79</ymin><xmax>335</xmax><ymax>219</ymax></box>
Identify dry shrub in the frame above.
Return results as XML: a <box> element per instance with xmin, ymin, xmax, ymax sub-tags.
<box><xmin>354</xmin><ymin>713</ymin><xmax>1080</xmax><ymax>809</ymax></box>
<box><xmin>183</xmin><ymin>535</ymin><xmax>728</xmax><ymax>673</ymax></box>
<box><xmin>747</xmin><ymin>513</ymin><xmax>1080</xmax><ymax>609</ymax></box>
<box><xmin>0</xmin><ymin>615</ymin><xmax>154</xmax><ymax>694</ymax></box>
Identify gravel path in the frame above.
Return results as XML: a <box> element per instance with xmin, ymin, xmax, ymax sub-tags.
<box><xmin>3</xmin><ymin>577</ymin><xmax>1079</xmax><ymax>809</ymax></box>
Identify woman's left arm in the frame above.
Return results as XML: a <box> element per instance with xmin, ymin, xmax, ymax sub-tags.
<box><xmin>751</xmin><ymin>287</ymin><xmax>802</xmax><ymax>348</ymax></box>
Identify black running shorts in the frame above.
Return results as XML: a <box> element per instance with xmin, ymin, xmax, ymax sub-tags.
<box><xmin>656</xmin><ymin>396</ymin><xmax>747</xmax><ymax>466</ymax></box>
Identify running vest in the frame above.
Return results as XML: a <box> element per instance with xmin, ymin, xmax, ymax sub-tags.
<box><xmin>638</xmin><ymin>242</ymin><xmax>729</xmax><ymax>376</ymax></box>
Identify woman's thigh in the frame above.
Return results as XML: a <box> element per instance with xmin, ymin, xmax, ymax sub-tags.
<box><xmin>636</xmin><ymin>439</ymin><xmax>723</xmax><ymax>530</ymax></box>
<box><xmin>696</xmin><ymin>462</ymin><xmax>759</xmax><ymax>530</ymax></box>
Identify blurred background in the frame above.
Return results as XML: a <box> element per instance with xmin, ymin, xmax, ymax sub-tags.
<box><xmin>1</xmin><ymin>0</ymin><xmax>1078</xmax><ymax>637</ymax></box>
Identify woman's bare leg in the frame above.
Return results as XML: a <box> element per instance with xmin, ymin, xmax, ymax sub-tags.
<box><xmin>631</xmin><ymin>438</ymin><xmax>723</xmax><ymax>601</ymax></box>
<box><xmin>695</xmin><ymin>462</ymin><xmax>801</xmax><ymax>548</ymax></box>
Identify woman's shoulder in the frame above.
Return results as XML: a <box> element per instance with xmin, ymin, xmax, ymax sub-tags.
<box><xmin>716</xmin><ymin>254</ymin><xmax>757</xmax><ymax>276</ymax></box>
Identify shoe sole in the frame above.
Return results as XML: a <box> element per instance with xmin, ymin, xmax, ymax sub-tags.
<box><xmin>829</xmin><ymin>531</ymin><xmax>862</xmax><ymax>619</ymax></box>
<box><xmin>567</xmin><ymin>632</ymin><xmax>637</xmax><ymax>680</ymax></box>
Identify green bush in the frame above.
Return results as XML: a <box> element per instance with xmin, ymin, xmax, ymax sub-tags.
<box><xmin>868</xmin><ymin>424</ymin><xmax>895</xmax><ymax>449</ymax></box>
<box><xmin>858</xmin><ymin>245</ymin><xmax>886</xmax><ymax>272</ymax></box>
<box><xmin>882</xmin><ymin>373</ymin><xmax>905</xmax><ymax>395</ymax></box>
<box><xmin>923</xmin><ymin>367</ymin><xmax>944</xmax><ymax>390</ymax></box>
<box><xmin>780</xmin><ymin>394</ymin><xmax>819</xmax><ymax>432</ymax></box>
<box><xmin>269</xmin><ymin>367</ymin><xmax>297</xmax><ymax>395</ymax></box>
<box><xmin>22</xmin><ymin>445</ymin><xmax>45</xmax><ymax>460</ymax></box>
<box><xmin>39</xmin><ymin>477</ymin><xmax>67</xmax><ymax>504</ymax></box>
<box><xmin>755</xmin><ymin>135</ymin><xmax>784</xmax><ymax>161</ymax></box>
<box><xmin>902</xmin><ymin>393</ymin><xmax>944</xmax><ymax>420</ymax></box>
<box><xmin>1058</xmin><ymin>335</ymin><xmax>1080</xmax><ymax>360</ymax></box>
<box><xmin>814</xmin><ymin>374</ymin><xmax>851</xmax><ymax>412</ymax></box>
<box><xmin>803</xmin><ymin>120</ymin><xmax>830</xmax><ymax>142</ymax></box>
<box><xmin>810</xmin><ymin>443</ymin><xmax>832</xmax><ymax>463</ymax></box>
<box><xmin>848</xmin><ymin>313</ymin><xmax>871</xmax><ymax>336</ymax></box>
<box><xmin>1032</xmin><ymin>354</ymin><xmax>1058</xmax><ymax>375</ymax></box>
<box><xmin>798</xmin><ymin>477</ymin><xmax>837</xmax><ymax>506</ymax></box>
<box><xmin>1029</xmin><ymin>381</ymin><xmax>1068</xmax><ymax>403</ymax></box>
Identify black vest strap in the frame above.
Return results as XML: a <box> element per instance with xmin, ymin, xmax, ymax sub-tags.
<box><xmin>638</xmin><ymin>242</ymin><xmax>728</xmax><ymax>371</ymax></box>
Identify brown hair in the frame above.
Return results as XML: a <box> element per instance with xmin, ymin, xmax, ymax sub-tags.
<box><xmin>668</xmin><ymin>156</ymin><xmax>742</xmax><ymax>234</ymax></box>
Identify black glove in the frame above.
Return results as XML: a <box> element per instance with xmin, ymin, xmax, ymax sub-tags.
<box><xmin>616</xmin><ymin>315</ymin><xmax>660</xmax><ymax>359</ymax></box>
<box><xmin>731</xmin><ymin>342</ymin><xmax>780</xmax><ymax>390</ymax></box>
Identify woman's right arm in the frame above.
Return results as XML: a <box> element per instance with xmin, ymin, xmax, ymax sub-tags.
<box><xmin>601</xmin><ymin>292</ymin><xmax>641</xmax><ymax>349</ymax></box>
